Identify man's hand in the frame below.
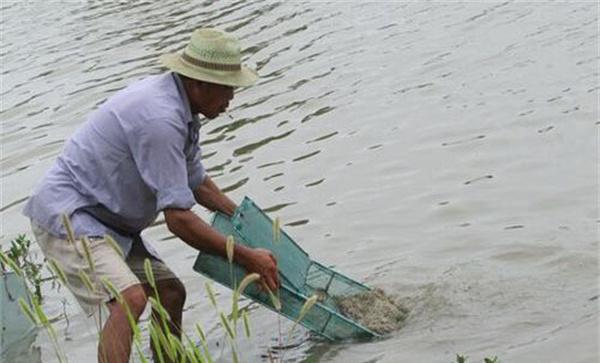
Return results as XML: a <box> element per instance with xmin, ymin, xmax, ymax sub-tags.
<box><xmin>164</xmin><ymin>208</ymin><xmax>280</xmax><ymax>291</ymax></box>
<box><xmin>241</xmin><ymin>248</ymin><xmax>280</xmax><ymax>291</ymax></box>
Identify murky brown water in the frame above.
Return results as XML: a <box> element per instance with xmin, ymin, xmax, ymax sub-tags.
<box><xmin>1</xmin><ymin>1</ymin><xmax>598</xmax><ymax>362</ymax></box>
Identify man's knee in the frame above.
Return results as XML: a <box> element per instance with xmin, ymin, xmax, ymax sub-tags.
<box><xmin>117</xmin><ymin>284</ymin><xmax>148</xmax><ymax>319</ymax></box>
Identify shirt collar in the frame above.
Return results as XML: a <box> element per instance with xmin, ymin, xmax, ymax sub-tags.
<box><xmin>171</xmin><ymin>72</ymin><xmax>200</xmax><ymax>124</ymax></box>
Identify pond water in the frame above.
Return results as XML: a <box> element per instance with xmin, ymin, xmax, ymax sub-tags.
<box><xmin>1</xmin><ymin>1</ymin><xmax>598</xmax><ymax>362</ymax></box>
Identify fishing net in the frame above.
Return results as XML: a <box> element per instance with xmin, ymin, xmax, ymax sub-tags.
<box><xmin>193</xmin><ymin>197</ymin><xmax>385</xmax><ymax>340</ymax></box>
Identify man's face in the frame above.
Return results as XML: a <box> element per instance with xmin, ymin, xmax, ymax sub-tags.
<box><xmin>188</xmin><ymin>81</ymin><xmax>234</xmax><ymax>119</ymax></box>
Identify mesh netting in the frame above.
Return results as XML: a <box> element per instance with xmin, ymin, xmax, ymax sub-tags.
<box><xmin>193</xmin><ymin>197</ymin><xmax>380</xmax><ymax>340</ymax></box>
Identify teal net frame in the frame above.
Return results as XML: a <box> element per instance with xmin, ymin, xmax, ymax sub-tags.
<box><xmin>193</xmin><ymin>197</ymin><xmax>381</xmax><ymax>340</ymax></box>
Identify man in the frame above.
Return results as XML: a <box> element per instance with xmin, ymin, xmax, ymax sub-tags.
<box><xmin>23</xmin><ymin>28</ymin><xmax>279</xmax><ymax>363</ymax></box>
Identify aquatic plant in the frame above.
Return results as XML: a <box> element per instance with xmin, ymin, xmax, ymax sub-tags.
<box><xmin>5</xmin><ymin>227</ymin><xmax>493</xmax><ymax>362</ymax></box>
<box><xmin>232</xmin><ymin>272</ymin><xmax>260</xmax><ymax>327</ymax></box>
<box><xmin>19</xmin><ymin>296</ymin><xmax>67</xmax><ymax>362</ymax></box>
<box><xmin>5</xmin><ymin>217</ymin><xmax>221</xmax><ymax>362</ymax></box>
<box><xmin>0</xmin><ymin>234</ymin><xmax>54</xmax><ymax>303</ymax></box>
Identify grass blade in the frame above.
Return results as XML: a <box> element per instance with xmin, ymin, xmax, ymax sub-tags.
<box><xmin>144</xmin><ymin>258</ymin><xmax>159</xmax><ymax>299</ymax></box>
<box><xmin>78</xmin><ymin>270</ymin><xmax>96</xmax><ymax>293</ymax></box>
<box><xmin>231</xmin><ymin>273</ymin><xmax>259</xmax><ymax>324</ymax></box>
<box><xmin>226</xmin><ymin>235</ymin><xmax>235</xmax><ymax>264</ymax></box>
<box><xmin>266</xmin><ymin>286</ymin><xmax>282</xmax><ymax>311</ymax></box>
<box><xmin>242</xmin><ymin>310</ymin><xmax>251</xmax><ymax>338</ymax></box>
<box><xmin>0</xmin><ymin>251</ymin><xmax>23</xmax><ymax>276</ymax></box>
<box><xmin>48</xmin><ymin>259</ymin><xmax>68</xmax><ymax>286</ymax></box>
<box><xmin>205</xmin><ymin>281</ymin><xmax>218</xmax><ymax>310</ymax></box>
<box><xmin>61</xmin><ymin>213</ymin><xmax>76</xmax><ymax>244</ymax></box>
<box><xmin>272</xmin><ymin>217</ymin><xmax>281</xmax><ymax>243</ymax></box>
<box><xmin>287</xmin><ymin>294</ymin><xmax>318</xmax><ymax>342</ymax></box>
<box><xmin>220</xmin><ymin>312</ymin><xmax>235</xmax><ymax>339</ymax></box>
<box><xmin>81</xmin><ymin>237</ymin><xmax>95</xmax><ymax>273</ymax></box>
<box><xmin>18</xmin><ymin>298</ymin><xmax>38</xmax><ymax>325</ymax></box>
<box><xmin>104</xmin><ymin>234</ymin><xmax>124</xmax><ymax>258</ymax></box>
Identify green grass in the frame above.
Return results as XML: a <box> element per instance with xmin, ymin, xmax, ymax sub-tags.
<box><xmin>1</xmin><ymin>215</ymin><xmax>315</xmax><ymax>362</ymax></box>
<box><xmin>2</xmin><ymin>218</ymin><xmax>503</xmax><ymax>362</ymax></box>
<box><xmin>0</xmin><ymin>234</ymin><xmax>56</xmax><ymax>303</ymax></box>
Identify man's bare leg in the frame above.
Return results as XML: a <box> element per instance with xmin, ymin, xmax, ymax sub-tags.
<box><xmin>98</xmin><ymin>284</ymin><xmax>148</xmax><ymax>363</ymax></box>
<box><xmin>145</xmin><ymin>278</ymin><xmax>187</xmax><ymax>363</ymax></box>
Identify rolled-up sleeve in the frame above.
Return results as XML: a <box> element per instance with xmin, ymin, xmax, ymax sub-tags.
<box><xmin>126</xmin><ymin>118</ymin><xmax>196</xmax><ymax>211</ymax></box>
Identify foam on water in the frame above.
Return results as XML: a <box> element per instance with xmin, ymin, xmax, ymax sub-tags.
<box><xmin>337</xmin><ymin>288</ymin><xmax>409</xmax><ymax>335</ymax></box>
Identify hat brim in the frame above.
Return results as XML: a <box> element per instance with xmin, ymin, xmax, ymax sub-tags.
<box><xmin>160</xmin><ymin>53</ymin><xmax>259</xmax><ymax>88</ymax></box>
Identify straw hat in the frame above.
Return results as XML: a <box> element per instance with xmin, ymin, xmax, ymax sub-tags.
<box><xmin>161</xmin><ymin>28</ymin><xmax>258</xmax><ymax>87</ymax></box>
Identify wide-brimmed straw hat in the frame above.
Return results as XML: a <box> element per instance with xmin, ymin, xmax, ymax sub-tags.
<box><xmin>161</xmin><ymin>28</ymin><xmax>258</xmax><ymax>87</ymax></box>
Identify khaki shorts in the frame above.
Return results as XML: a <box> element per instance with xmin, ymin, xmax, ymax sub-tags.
<box><xmin>31</xmin><ymin>223</ymin><xmax>178</xmax><ymax>316</ymax></box>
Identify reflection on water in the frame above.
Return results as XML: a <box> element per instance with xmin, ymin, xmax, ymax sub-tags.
<box><xmin>1</xmin><ymin>1</ymin><xmax>598</xmax><ymax>362</ymax></box>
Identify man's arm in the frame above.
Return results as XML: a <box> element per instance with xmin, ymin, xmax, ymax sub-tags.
<box><xmin>193</xmin><ymin>175</ymin><xmax>237</xmax><ymax>217</ymax></box>
<box><xmin>164</xmin><ymin>208</ymin><xmax>280</xmax><ymax>290</ymax></box>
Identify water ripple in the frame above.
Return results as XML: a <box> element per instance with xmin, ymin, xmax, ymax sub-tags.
<box><xmin>1</xmin><ymin>2</ymin><xmax>597</xmax><ymax>363</ymax></box>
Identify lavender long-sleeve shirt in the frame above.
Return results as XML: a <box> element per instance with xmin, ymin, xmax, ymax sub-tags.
<box><xmin>23</xmin><ymin>72</ymin><xmax>206</xmax><ymax>257</ymax></box>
